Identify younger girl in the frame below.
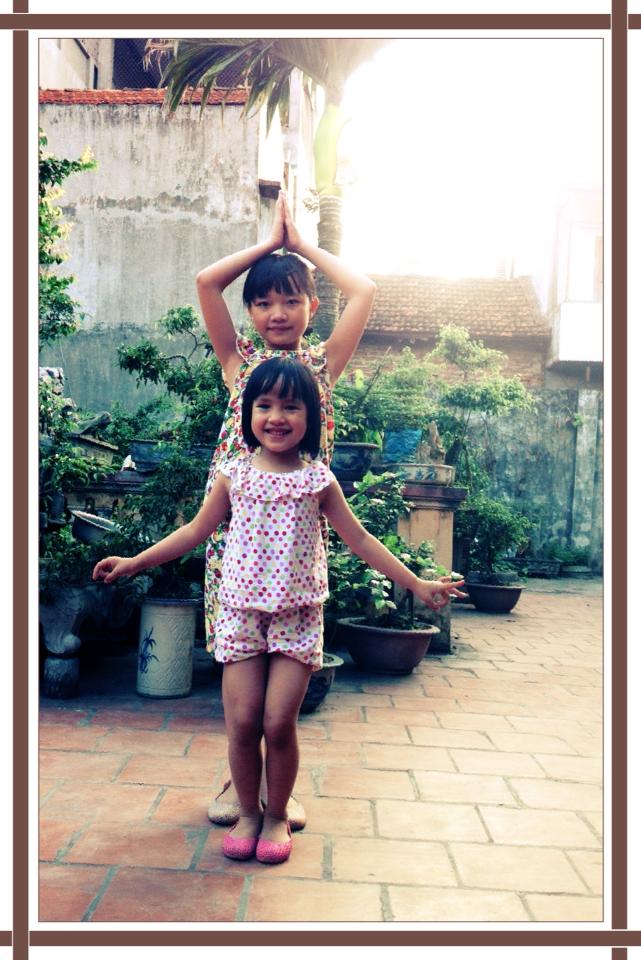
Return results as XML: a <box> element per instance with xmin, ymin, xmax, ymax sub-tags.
<box><xmin>93</xmin><ymin>358</ymin><xmax>465</xmax><ymax>865</ymax></box>
<box><xmin>197</xmin><ymin>190</ymin><xmax>375</xmax><ymax>824</ymax></box>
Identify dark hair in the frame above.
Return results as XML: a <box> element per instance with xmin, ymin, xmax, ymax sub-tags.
<box><xmin>241</xmin><ymin>357</ymin><xmax>321</xmax><ymax>458</ymax></box>
<box><xmin>242</xmin><ymin>253</ymin><xmax>316</xmax><ymax>306</ymax></box>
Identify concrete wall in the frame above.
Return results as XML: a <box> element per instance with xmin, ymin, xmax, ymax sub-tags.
<box><xmin>39</xmin><ymin>100</ymin><xmax>269</xmax><ymax>409</ymax></box>
<box><xmin>477</xmin><ymin>387</ymin><xmax>603</xmax><ymax>568</ymax></box>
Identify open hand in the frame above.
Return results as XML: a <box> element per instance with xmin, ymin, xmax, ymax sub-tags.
<box><xmin>415</xmin><ymin>576</ymin><xmax>466</xmax><ymax>612</ymax></box>
<box><xmin>92</xmin><ymin>556</ymin><xmax>138</xmax><ymax>585</ymax></box>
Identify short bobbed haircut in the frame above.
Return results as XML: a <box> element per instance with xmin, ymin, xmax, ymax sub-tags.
<box><xmin>242</xmin><ymin>253</ymin><xmax>316</xmax><ymax>306</ymax></box>
<box><xmin>241</xmin><ymin>357</ymin><xmax>321</xmax><ymax>459</ymax></box>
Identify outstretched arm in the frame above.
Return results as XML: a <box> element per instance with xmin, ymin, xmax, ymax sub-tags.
<box><xmin>93</xmin><ymin>475</ymin><xmax>232</xmax><ymax>584</ymax></box>
<box><xmin>320</xmin><ymin>481</ymin><xmax>465</xmax><ymax>611</ymax></box>
<box><xmin>196</xmin><ymin>196</ymin><xmax>287</xmax><ymax>381</ymax></box>
<box><xmin>282</xmin><ymin>194</ymin><xmax>376</xmax><ymax>386</ymax></box>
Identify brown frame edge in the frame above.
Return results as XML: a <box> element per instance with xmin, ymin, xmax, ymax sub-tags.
<box><xmin>0</xmin><ymin>12</ymin><xmax>612</xmax><ymax>28</ymax></box>
<box><xmin>25</xmin><ymin>7</ymin><xmax>633</xmax><ymax>951</ymax></box>
<box><xmin>13</xmin><ymin>26</ymin><xmax>29</xmax><ymax>960</ymax></box>
<box><xmin>611</xmin><ymin>0</ymin><xmax>628</xmax><ymax>933</ymax></box>
<box><xmin>28</xmin><ymin>931</ymin><xmax>641</xmax><ymax>947</ymax></box>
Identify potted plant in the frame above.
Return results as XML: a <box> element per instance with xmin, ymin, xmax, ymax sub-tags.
<box><xmin>135</xmin><ymin>566</ymin><xmax>202</xmax><ymax>699</ymax></box>
<box><xmin>330</xmin><ymin>363</ymin><xmax>389</xmax><ymax>480</ymax></box>
<box><xmin>424</xmin><ymin>325</ymin><xmax>535</xmax><ymax>489</ymax></box>
<box><xmin>115</xmin><ymin>304</ymin><xmax>228</xmax><ymax>455</ymax></box>
<box><xmin>39</xmin><ymin>523</ymin><xmax>150</xmax><ymax>697</ymax></box>
<box><xmin>300</xmin><ymin>651</ymin><xmax>344</xmax><ymax>713</ymax></box>
<box><xmin>374</xmin><ymin>347</ymin><xmax>455</xmax><ymax>482</ymax></box>
<box><xmin>326</xmin><ymin>472</ymin><xmax>453</xmax><ymax>673</ymax></box>
<box><xmin>454</xmin><ymin>491</ymin><xmax>533</xmax><ymax>613</ymax></box>
<box><xmin>545</xmin><ymin>542</ymin><xmax>592</xmax><ymax>578</ymax></box>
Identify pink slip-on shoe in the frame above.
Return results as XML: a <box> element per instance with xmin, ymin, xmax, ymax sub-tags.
<box><xmin>256</xmin><ymin>821</ymin><xmax>292</xmax><ymax>865</ymax></box>
<box><xmin>222</xmin><ymin>819</ymin><xmax>261</xmax><ymax>861</ymax></box>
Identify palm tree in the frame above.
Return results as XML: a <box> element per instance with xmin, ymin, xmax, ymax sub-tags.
<box><xmin>145</xmin><ymin>38</ymin><xmax>387</xmax><ymax>337</ymax></box>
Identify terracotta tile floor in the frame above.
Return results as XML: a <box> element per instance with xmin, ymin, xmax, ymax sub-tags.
<box><xmin>39</xmin><ymin>578</ymin><xmax>603</xmax><ymax>923</ymax></box>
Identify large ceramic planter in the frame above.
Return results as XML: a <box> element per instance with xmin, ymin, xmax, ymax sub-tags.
<box><xmin>71</xmin><ymin>510</ymin><xmax>117</xmax><ymax>544</ymax></box>
<box><xmin>466</xmin><ymin>582</ymin><xmax>524</xmax><ymax>614</ymax></box>
<box><xmin>330</xmin><ymin>442</ymin><xmax>380</xmax><ymax>481</ymax></box>
<box><xmin>560</xmin><ymin>563</ymin><xmax>593</xmax><ymax>578</ymax></box>
<box><xmin>300</xmin><ymin>651</ymin><xmax>344</xmax><ymax>714</ymax></box>
<box><xmin>337</xmin><ymin>617</ymin><xmax>440</xmax><ymax>675</ymax></box>
<box><xmin>392</xmin><ymin>462</ymin><xmax>455</xmax><ymax>486</ymax></box>
<box><xmin>136</xmin><ymin>598</ymin><xmax>199</xmax><ymax>698</ymax></box>
<box><xmin>130</xmin><ymin>439</ymin><xmax>173</xmax><ymax>474</ymax></box>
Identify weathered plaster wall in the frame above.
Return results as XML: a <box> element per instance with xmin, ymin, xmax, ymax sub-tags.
<box><xmin>478</xmin><ymin>388</ymin><xmax>603</xmax><ymax>568</ymax></box>
<box><xmin>39</xmin><ymin>101</ymin><xmax>267</xmax><ymax>409</ymax></box>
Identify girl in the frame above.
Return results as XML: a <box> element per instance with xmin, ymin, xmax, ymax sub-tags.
<box><xmin>93</xmin><ymin>358</ymin><xmax>465</xmax><ymax>865</ymax></box>
<box><xmin>197</xmin><ymin>190</ymin><xmax>376</xmax><ymax>827</ymax></box>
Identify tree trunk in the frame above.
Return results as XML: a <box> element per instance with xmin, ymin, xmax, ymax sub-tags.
<box><xmin>313</xmin><ymin>194</ymin><xmax>343</xmax><ymax>341</ymax></box>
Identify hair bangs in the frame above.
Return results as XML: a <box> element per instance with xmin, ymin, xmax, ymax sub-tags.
<box><xmin>243</xmin><ymin>253</ymin><xmax>316</xmax><ymax>306</ymax></box>
<box><xmin>241</xmin><ymin>357</ymin><xmax>322</xmax><ymax>459</ymax></box>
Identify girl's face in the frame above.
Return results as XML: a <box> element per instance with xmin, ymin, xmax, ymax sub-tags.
<box><xmin>247</xmin><ymin>287</ymin><xmax>319</xmax><ymax>350</ymax></box>
<box><xmin>251</xmin><ymin>386</ymin><xmax>308</xmax><ymax>454</ymax></box>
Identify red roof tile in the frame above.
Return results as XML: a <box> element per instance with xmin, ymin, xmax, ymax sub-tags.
<box><xmin>359</xmin><ymin>274</ymin><xmax>548</xmax><ymax>340</ymax></box>
<box><xmin>38</xmin><ymin>87</ymin><xmax>248</xmax><ymax>106</ymax></box>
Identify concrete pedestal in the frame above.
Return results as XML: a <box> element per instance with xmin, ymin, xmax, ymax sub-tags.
<box><xmin>398</xmin><ymin>482</ymin><xmax>467</xmax><ymax>570</ymax></box>
<box><xmin>398</xmin><ymin>482</ymin><xmax>467</xmax><ymax>653</ymax></box>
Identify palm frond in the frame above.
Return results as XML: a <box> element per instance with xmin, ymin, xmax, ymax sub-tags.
<box><xmin>145</xmin><ymin>37</ymin><xmax>388</xmax><ymax>117</ymax></box>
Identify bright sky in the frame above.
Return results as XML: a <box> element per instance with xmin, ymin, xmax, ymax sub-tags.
<box><xmin>338</xmin><ymin>38</ymin><xmax>602</xmax><ymax>297</ymax></box>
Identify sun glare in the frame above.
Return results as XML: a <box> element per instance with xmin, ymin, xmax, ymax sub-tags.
<box><xmin>339</xmin><ymin>38</ymin><xmax>602</xmax><ymax>294</ymax></box>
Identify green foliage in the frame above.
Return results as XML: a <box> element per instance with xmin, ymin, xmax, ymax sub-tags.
<box><xmin>41</xmin><ymin>445</ymin><xmax>108</xmax><ymax>496</ymax></box>
<box><xmin>425</xmin><ymin>325</ymin><xmax>535</xmax><ymax>492</ymax></box>
<box><xmin>39</xmin><ymin>378</ymin><xmax>73</xmax><ymax>440</ymax></box>
<box><xmin>545</xmin><ymin>542</ymin><xmax>590</xmax><ymax>565</ymax></box>
<box><xmin>39</xmin><ymin>130</ymin><xmax>96</xmax><ymax>345</ymax></box>
<box><xmin>454</xmin><ymin>491</ymin><xmax>533</xmax><ymax>575</ymax></box>
<box><xmin>116</xmin><ymin>305</ymin><xmax>227</xmax><ymax>446</ymax></box>
<box><xmin>39</xmin><ymin>379</ymin><xmax>110</xmax><ymax>515</ymax></box>
<box><xmin>332</xmin><ymin>367</ymin><xmax>388</xmax><ymax>445</ymax></box>
<box><xmin>375</xmin><ymin>348</ymin><xmax>436</xmax><ymax>432</ymax></box>
<box><xmin>39</xmin><ymin>524</ymin><xmax>150</xmax><ymax>597</ymax></box>
<box><xmin>429</xmin><ymin>324</ymin><xmax>505</xmax><ymax>373</ymax></box>
<box><xmin>119</xmin><ymin>447</ymin><xmax>209</xmax><ymax>538</ymax></box>
<box><xmin>334</xmin><ymin>349</ymin><xmax>436</xmax><ymax>444</ymax></box>
<box><xmin>325</xmin><ymin>471</ymin><xmax>440</xmax><ymax>633</ymax></box>
<box><xmin>110</xmin><ymin>445</ymin><xmax>209</xmax><ymax>599</ymax></box>
<box><xmin>97</xmin><ymin>398</ymin><xmax>175</xmax><ymax>459</ymax></box>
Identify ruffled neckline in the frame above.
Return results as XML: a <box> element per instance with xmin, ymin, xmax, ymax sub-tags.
<box><xmin>222</xmin><ymin>455</ymin><xmax>332</xmax><ymax>501</ymax></box>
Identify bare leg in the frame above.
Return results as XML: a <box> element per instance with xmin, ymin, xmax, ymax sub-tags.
<box><xmin>221</xmin><ymin>655</ymin><xmax>267</xmax><ymax>839</ymax></box>
<box><xmin>261</xmin><ymin>654</ymin><xmax>312</xmax><ymax>844</ymax></box>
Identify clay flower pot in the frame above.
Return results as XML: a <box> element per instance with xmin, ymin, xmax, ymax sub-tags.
<box><xmin>465</xmin><ymin>582</ymin><xmax>524</xmax><ymax>614</ymax></box>
<box><xmin>300</xmin><ymin>651</ymin><xmax>344</xmax><ymax>713</ymax></box>
<box><xmin>337</xmin><ymin>617</ymin><xmax>440</xmax><ymax>675</ymax></box>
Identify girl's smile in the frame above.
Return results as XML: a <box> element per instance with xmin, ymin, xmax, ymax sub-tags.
<box><xmin>251</xmin><ymin>389</ymin><xmax>308</xmax><ymax>456</ymax></box>
<box><xmin>248</xmin><ymin>288</ymin><xmax>318</xmax><ymax>350</ymax></box>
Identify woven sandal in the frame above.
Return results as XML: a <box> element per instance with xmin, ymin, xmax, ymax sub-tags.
<box><xmin>207</xmin><ymin>780</ymin><xmax>241</xmax><ymax>826</ymax></box>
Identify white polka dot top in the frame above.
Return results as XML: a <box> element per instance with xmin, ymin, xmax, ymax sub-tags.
<box><xmin>218</xmin><ymin>456</ymin><xmax>334</xmax><ymax>612</ymax></box>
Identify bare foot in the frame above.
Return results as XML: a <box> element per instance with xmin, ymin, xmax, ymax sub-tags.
<box><xmin>231</xmin><ymin>812</ymin><xmax>263</xmax><ymax>840</ymax></box>
<box><xmin>260</xmin><ymin>812</ymin><xmax>290</xmax><ymax>845</ymax></box>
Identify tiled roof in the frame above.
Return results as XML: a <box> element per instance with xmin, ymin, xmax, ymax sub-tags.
<box><xmin>361</xmin><ymin>274</ymin><xmax>548</xmax><ymax>340</ymax></box>
<box><xmin>38</xmin><ymin>87</ymin><xmax>249</xmax><ymax>106</ymax></box>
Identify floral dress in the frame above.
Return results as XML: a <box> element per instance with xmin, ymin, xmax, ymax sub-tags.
<box><xmin>204</xmin><ymin>335</ymin><xmax>335</xmax><ymax>652</ymax></box>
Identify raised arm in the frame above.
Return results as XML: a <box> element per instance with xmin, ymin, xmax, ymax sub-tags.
<box><xmin>92</xmin><ymin>475</ymin><xmax>232</xmax><ymax>584</ymax></box>
<box><xmin>196</xmin><ymin>196</ymin><xmax>287</xmax><ymax>381</ymax></box>
<box><xmin>282</xmin><ymin>195</ymin><xmax>376</xmax><ymax>385</ymax></box>
<box><xmin>320</xmin><ymin>481</ymin><xmax>465</xmax><ymax>611</ymax></box>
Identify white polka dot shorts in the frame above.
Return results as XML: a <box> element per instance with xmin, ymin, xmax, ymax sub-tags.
<box><xmin>213</xmin><ymin>602</ymin><xmax>324</xmax><ymax>671</ymax></box>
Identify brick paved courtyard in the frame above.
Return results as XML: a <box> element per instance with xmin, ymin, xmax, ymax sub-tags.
<box><xmin>39</xmin><ymin>578</ymin><xmax>603</xmax><ymax>923</ymax></box>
